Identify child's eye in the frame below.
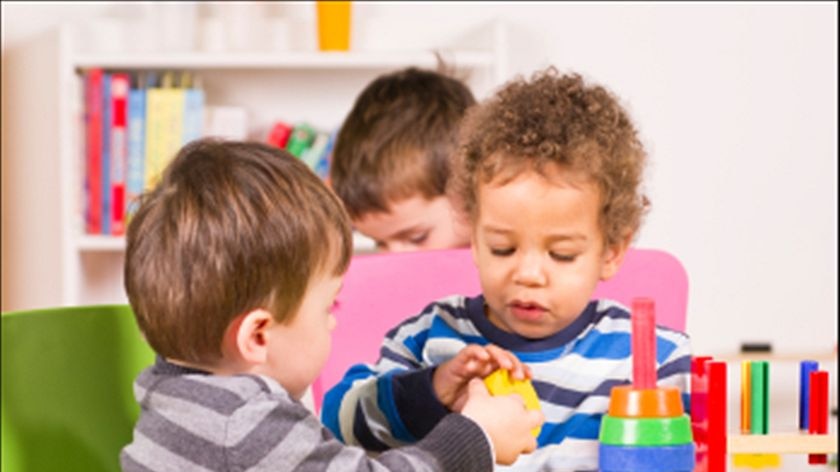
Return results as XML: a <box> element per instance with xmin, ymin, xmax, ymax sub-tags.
<box><xmin>550</xmin><ymin>252</ymin><xmax>577</xmax><ymax>262</ymax></box>
<box><xmin>490</xmin><ymin>247</ymin><xmax>515</xmax><ymax>257</ymax></box>
<box><xmin>408</xmin><ymin>232</ymin><xmax>429</xmax><ymax>245</ymax></box>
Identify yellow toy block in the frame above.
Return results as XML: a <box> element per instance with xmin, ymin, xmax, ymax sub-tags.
<box><xmin>483</xmin><ymin>368</ymin><xmax>542</xmax><ymax>437</ymax></box>
<box><xmin>732</xmin><ymin>453</ymin><xmax>782</xmax><ymax>469</ymax></box>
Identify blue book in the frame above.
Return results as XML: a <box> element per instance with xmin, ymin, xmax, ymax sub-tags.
<box><xmin>101</xmin><ymin>73</ymin><xmax>112</xmax><ymax>235</ymax></box>
<box><xmin>182</xmin><ymin>87</ymin><xmax>204</xmax><ymax>145</ymax></box>
<box><xmin>126</xmin><ymin>86</ymin><xmax>146</xmax><ymax>221</ymax></box>
<box><xmin>314</xmin><ymin>130</ymin><xmax>337</xmax><ymax>180</ymax></box>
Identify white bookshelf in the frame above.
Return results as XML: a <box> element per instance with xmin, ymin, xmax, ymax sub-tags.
<box><xmin>53</xmin><ymin>20</ymin><xmax>508</xmax><ymax>306</ymax></box>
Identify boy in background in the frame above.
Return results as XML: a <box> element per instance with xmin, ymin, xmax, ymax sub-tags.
<box><xmin>120</xmin><ymin>138</ymin><xmax>543</xmax><ymax>471</ymax></box>
<box><xmin>329</xmin><ymin>66</ymin><xmax>474</xmax><ymax>252</ymax></box>
<box><xmin>322</xmin><ymin>69</ymin><xmax>692</xmax><ymax>471</ymax></box>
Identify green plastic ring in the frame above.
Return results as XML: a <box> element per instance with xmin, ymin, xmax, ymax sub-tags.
<box><xmin>598</xmin><ymin>415</ymin><xmax>693</xmax><ymax>446</ymax></box>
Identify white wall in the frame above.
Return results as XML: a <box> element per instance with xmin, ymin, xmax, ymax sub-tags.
<box><xmin>6</xmin><ymin>1</ymin><xmax>835</xmax><ymax>355</ymax></box>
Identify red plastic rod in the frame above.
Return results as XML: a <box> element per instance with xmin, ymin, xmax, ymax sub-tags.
<box><xmin>808</xmin><ymin>370</ymin><xmax>828</xmax><ymax>464</ymax></box>
<box><xmin>632</xmin><ymin>298</ymin><xmax>657</xmax><ymax>389</ymax></box>
<box><xmin>708</xmin><ymin>361</ymin><xmax>728</xmax><ymax>472</ymax></box>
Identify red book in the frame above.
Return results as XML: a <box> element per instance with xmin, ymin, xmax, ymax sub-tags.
<box><xmin>267</xmin><ymin>121</ymin><xmax>293</xmax><ymax>149</ymax></box>
<box><xmin>84</xmin><ymin>68</ymin><xmax>103</xmax><ymax>235</ymax></box>
<box><xmin>109</xmin><ymin>73</ymin><xmax>130</xmax><ymax>236</ymax></box>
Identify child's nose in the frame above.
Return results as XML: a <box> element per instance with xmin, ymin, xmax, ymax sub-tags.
<box><xmin>513</xmin><ymin>253</ymin><xmax>547</xmax><ymax>286</ymax></box>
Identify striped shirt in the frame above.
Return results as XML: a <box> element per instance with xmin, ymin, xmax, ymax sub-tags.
<box><xmin>321</xmin><ymin>295</ymin><xmax>692</xmax><ymax>472</ymax></box>
<box><xmin>121</xmin><ymin>357</ymin><xmax>494</xmax><ymax>471</ymax></box>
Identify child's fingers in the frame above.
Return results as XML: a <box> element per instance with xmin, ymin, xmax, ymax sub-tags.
<box><xmin>455</xmin><ymin>345</ymin><xmax>491</xmax><ymax>375</ymax></box>
<box><xmin>466</xmin><ymin>377</ymin><xmax>489</xmax><ymax>399</ymax></box>
<box><xmin>484</xmin><ymin>344</ymin><xmax>526</xmax><ymax>379</ymax></box>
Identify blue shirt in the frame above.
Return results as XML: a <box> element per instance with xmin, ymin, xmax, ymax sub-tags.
<box><xmin>322</xmin><ymin>295</ymin><xmax>692</xmax><ymax>471</ymax></box>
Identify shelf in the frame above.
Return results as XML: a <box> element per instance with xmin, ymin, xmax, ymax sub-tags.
<box><xmin>728</xmin><ymin>433</ymin><xmax>837</xmax><ymax>454</ymax></box>
<box><xmin>71</xmin><ymin>50</ymin><xmax>496</xmax><ymax>71</ymax></box>
<box><xmin>78</xmin><ymin>235</ymin><xmax>125</xmax><ymax>252</ymax></box>
<box><xmin>78</xmin><ymin>231</ymin><xmax>378</xmax><ymax>254</ymax></box>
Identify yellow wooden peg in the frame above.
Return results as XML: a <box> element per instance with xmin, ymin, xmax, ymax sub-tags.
<box><xmin>483</xmin><ymin>368</ymin><xmax>542</xmax><ymax>437</ymax></box>
<box><xmin>732</xmin><ymin>453</ymin><xmax>781</xmax><ymax>469</ymax></box>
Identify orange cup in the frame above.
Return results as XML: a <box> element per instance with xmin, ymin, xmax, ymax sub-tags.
<box><xmin>316</xmin><ymin>1</ymin><xmax>351</xmax><ymax>51</ymax></box>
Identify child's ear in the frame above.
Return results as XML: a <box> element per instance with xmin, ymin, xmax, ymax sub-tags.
<box><xmin>228</xmin><ymin>308</ymin><xmax>273</xmax><ymax>365</ymax></box>
<box><xmin>599</xmin><ymin>236</ymin><xmax>631</xmax><ymax>281</ymax></box>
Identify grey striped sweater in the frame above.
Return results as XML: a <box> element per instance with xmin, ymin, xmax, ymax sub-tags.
<box><xmin>121</xmin><ymin>357</ymin><xmax>493</xmax><ymax>471</ymax></box>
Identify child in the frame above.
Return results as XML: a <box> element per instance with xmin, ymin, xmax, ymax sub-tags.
<box><xmin>329</xmin><ymin>66</ymin><xmax>474</xmax><ymax>252</ymax></box>
<box><xmin>120</xmin><ymin>138</ymin><xmax>543</xmax><ymax>471</ymax></box>
<box><xmin>321</xmin><ymin>68</ymin><xmax>692</xmax><ymax>471</ymax></box>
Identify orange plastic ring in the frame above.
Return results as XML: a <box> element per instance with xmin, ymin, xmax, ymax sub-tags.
<box><xmin>607</xmin><ymin>385</ymin><xmax>685</xmax><ymax>418</ymax></box>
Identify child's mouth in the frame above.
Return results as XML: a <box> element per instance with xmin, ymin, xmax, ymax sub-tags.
<box><xmin>509</xmin><ymin>302</ymin><xmax>546</xmax><ymax>321</ymax></box>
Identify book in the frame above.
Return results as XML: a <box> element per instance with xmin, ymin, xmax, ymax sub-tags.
<box><xmin>285</xmin><ymin>123</ymin><xmax>316</xmax><ymax>158</ymax></box>
<box><xmin>267</xmin><ymin>121</ymin><xmax>293</xmax><ymax>148</ymax></box>
<box><xmin>109</xmin><ymin>72</ymin><xmax>130</xmax><ymax>235</ymax></box>
<box><xmin>314</xmin><ymin>129</ymin><xmax>337</xmax><ymax>180</ymax></box>
<box><xmin>125</xmin><ymin>74</ymin><xmax>147</xmax><ymax>223</ymax></box>
<box><xmin>300</xmin><ymin>131</ymin><xmax>329</xmax><ymax>171</ymax></box>
<box><xmin>144</xmin><ymin>72</ymin><xmax>185</xmax><ymax>190</ymax></box>
<box><xmin>182</xmin><ymin>89</ymin><xmax>204</xmax><ymax>145</ymax></box>
<box><xmin>181</xmin><ymin>72</ymin><xmax>204</xmax><ymax>145</ymax></box>
<box><xmin>83</xmin><ymin>68</ymin><xmax>104</xmax><ymax>235</ymax></box>
<box><xmin>101</xmin><ymin>72</ymin><xmax>112</xmax><ymax>235</ymax></box>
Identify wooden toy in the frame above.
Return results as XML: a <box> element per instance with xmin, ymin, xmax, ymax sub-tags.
<box><xmin>483</xmin><ymin>368</ymin><xmax>542</xmax><ymax>437</ymax></box>
<box><xmin>691</xmin><ymin>356</ymin><xmax>836</xmax><ymax>472</ymax></box>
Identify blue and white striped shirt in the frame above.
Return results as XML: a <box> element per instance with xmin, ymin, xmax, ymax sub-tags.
<box><xmin>322</xmin><ymin>295</ymin><xmax>692</xmax><ymax>471</ymax></box>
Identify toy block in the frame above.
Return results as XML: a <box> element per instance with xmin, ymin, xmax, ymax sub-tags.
<box><xmin>808</xmin><ymin>370</ymin><xmax>829</xmax><ymax>464</ymax></box>
<box><xmin>483</xmin><ymin>368</ymin><xmax>541</xmax><ymax>437</ymax></box>
<box><xmin>731</xmin><ymin>453</ymin><xmax>781</xmax><ymax>468</ymax></box>
<box><xmin>599</xmin><ymin>416</ymin><xmax>693</xmax><ymax>446</ymax></box>
<box><xmin>799</xmin><ymin>360</ymin><xmax>819</xmax><ymax>431</ymax></box>
<box><xmin>749</xmin><ymin>361</ymin><xmax>769</xmax><ymax>435</ymax></box>
<box><xmin>599</xmin><ymin>443</ymin><xmax>695</xmax><ymax>472</ymax></box>
<box><xmin>707</xmin><ymin>361</ymin><xmax>727</xmax><ymax>472</ymax></box>
<box><xmin>740</xmin><ymin>361</ymin><xmax>751</xmax><ymax>434</ymax></box>
<box><xmin>728</xmin><ymin>433</ymin><xmax>837</xmax><ymax>454</ymax></box>
<box><xmin>608</xmin><ymin>385</ymin><xmax>684</xmax><ymax>418</ymax></box>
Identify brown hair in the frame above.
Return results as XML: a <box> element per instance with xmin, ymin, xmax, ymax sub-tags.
<box><xmin>450</xmin><ymin>68</ymin><xmax>649</xmax><ymax>247</ymax></box>
<box><xmin>329</xmin><ymin>66</ymin><xmax>476</xmax><ymax>218</ymax></box>
<box><xmin>125</xmin><ymin>138</ymin><xmax>352</xmax><ymax>364</ymax></box>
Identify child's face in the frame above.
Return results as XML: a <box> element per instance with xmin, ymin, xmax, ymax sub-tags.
<box><xmin>353</xmin><ymin>195</ymin><xmax>470</xmax><ymax>252</ymax></box>
<box><xmin>261</xmin><ymin>270</ymin><xmax>343</xmax><ymax>400</ymax></box>
<box><xmin>472</xmin><ymin>163</ymin><xmax>625</xmax><ymax>339</ymax></box>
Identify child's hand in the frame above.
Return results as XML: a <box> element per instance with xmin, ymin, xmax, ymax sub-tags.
<box><xmin>461</xmin><ymin>378</ymin><xmax>543</xmax><ymax>465</ymax></box>
<box><xmin>433</xmin><ymin>344</ymin><xmax>531</xmax><ymax>411</ymax></box>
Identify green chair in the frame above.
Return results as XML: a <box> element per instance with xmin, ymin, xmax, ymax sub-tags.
<box><xmin>1</xmin><ymin>305</ymin><xmax>155</xmax><ymax>472</ymax></box>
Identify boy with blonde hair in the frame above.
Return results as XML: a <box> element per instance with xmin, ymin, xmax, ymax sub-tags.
<box><xmin>120</xmin><ymin>138</ymin><xmax>542</xmax><ymax>471</ymax></box>
<box><xmin>322</xmin><ymin>69</ymin><xmax>692</xmax><ymax>471</ymax></box>
<box><xmin>330</xmin><ymin>66</ymin><xmax>474</xmax><ymax>252</ymax></box>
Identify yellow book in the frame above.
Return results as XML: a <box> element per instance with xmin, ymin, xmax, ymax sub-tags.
<box><xmin>144</xmin><ymin>74</ymin><xmax>185</xmax><ymax>190</ymax></box>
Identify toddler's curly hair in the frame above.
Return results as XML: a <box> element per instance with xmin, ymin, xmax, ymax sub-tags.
<box><xmin>450</xmin><ymin>67</ymin><xmax>649</xmax><ymax>247</ymax></box>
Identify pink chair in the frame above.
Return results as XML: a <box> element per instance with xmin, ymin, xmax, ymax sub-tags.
<box><xmin>311</xmin><ymin>246</ymin><xmax>688</xmax><ymax>412</ymax></box>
